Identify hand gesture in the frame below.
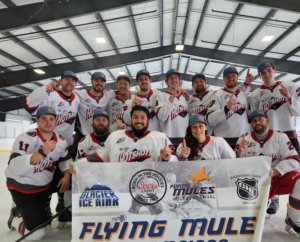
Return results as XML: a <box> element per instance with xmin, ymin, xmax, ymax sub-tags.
<box><xmin>269</xmin><ymin>168</ymin><xmax>280</xmax><ymax>178</ymax></box>
<box><xmin>46</xmin><ymin>81</ymin><xmax>60</xmax><ymax>92</ymax></box>
<box><xmin>131</xmin><ymin>93</ymin><xmax>142</xmax><ymax>107</ymax></box>
<box><xmin>42</xmin><ymin>139</ymin><xmax>56</xmax><ymax>155</ymax></box>
<box><xmin>69</xmin><ymin>164</ymin><xmax>76</xmax><ymax>174</ymax></box>
<box><xmin>160</xmin><ymin>139</ymin><xmax>172</xmax><ymax>161</ymax></box>
<box><xmin>57</xmin><ymin>174</ymin><xmax>70</xmax><ymax>193</ymax></box>
<box><xmin>226</xmin><ymin>93</ymin><xmax>237</xmax><ymax>109</ymax></box>
<box><xmin>169</xmin><ymin>88</ymin><xmax>181</xmax><ymax>103</ymax></box>
<box><xmin>181</xmin><ymin>88</ymin><xmax>190</xmax><ymax>101</ymax></box>
<box><xmin>279</xmin><ymin>84</ymin><xmax>291</xmax><ymax>101</ymax></box>
<box><xmin>244</xmin><ymin>68</ymin><xmax>254</xmax><ymax>85</ymax></box>
<box><xmin>237</xmin><ymin>134</ymin><xmax>249</xmax><ymax>157</ymax></box>
<box><xmin>116</xmin><ymin>119</ymin><xmax>126</xmax><ymax>130</ymax></box>
<box><xmin>180</xmin><ymin>138</ymin><xmax>190</xmax><ymax>160</ymax></box>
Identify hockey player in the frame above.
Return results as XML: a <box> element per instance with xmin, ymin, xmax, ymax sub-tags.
<box><xmin>155</xmin><ymin>69</ymin><xmax>189</xmax><ymax>150</ymax></box>
<box><xmin>206</xmin><ymin>67</ymin><xmax>253</xmax><ymax>149</ymax></box>
<box><xmin>177</xmin><ymin>114</ymin><xmax>235</xmax><ymax>161</ymax></box>
<box><xmin>76</xmin><ymin>109</ymin><xmax>110</xmax><ymax>160</ymax></box>
<box><xmin>236</xmin><ymin>110</ymin><xmax>300</xmax><ymax>239</ymax></box>
<box><xmin>6</xmin><ymin>106</ymin><xmax>71</xmax><ymax>240</ymax></box>
<box><xmin>188</xmin><ymin>73</ymin><xmax>216</xmax><ymax>135</ymax></box>
<box><xmin>24</xmin><ymin>70</ymin><xmax>80</xmax><ymax>146</ymax></box>
<box><xmin>108</xmin><ymin>75</ymin><xmax>130</xmax><ymax>132</ymax></box>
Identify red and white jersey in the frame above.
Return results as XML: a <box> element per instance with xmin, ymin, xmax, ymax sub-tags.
<box><xmin>5</xmin><ymin>129</ymin><xmax>71</xmax><ymax>194</ymax></box>
<box><xmin>189</xmin><ymin>90</ymin><xmax>216</xmax><ymax>135</ymax></box>
<box><xmin>78</xmin><ymin>130</ymin><xmax>178</xmax><ymax>162</ymax></box>
<box><xmin>75</xmin><ymin>89</ymin><xmax>116</xmax><ymax>135</ymax></box>
<box><xmin>207</xmin><ymin>88</ymin><xmax>250</xmax><ymax>138</ymax></box>
<box><xmin>108</xmin><ymin>96</ymin><xmax>130</xmax><ymax>132</ymax></box>
<box><xmin>75</xmin><ymin>132</ymin><xmax>110</xmax><ymax>160</ymax></box>
<box><xmin>177</xmin><ymin>136</ymin><xmax>236</xmax><ymax>160</ymax></box>
<box><xmin>24</xmin><ymin>86</ymin><xmax>80</xmax><ymax>145</ymax></box>
<box><xmin>236</xmin><ymin>130</ymin><xmax>300</xmax><ymax>176</ymax></box>
<box><xmin>249</xmin><ymin>81</ymin><xmax>300</xmax><ymax>139</ymax></box>
<box><xmin>123</xmin><ymin>89</ymin><xmax>161</xmax><ymax>131</ymax></box>
<box><xmin>155</xmin><ymin>92</ymin><xmax>189</xmax><ymax>147</ymax></box>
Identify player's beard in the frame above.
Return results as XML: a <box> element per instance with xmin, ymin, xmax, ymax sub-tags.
<box><xmin>225</xmin><ymin>81</ymin><xmax>237</xmax><ymax>89</ymax></box>
<box><xmin>92</xmin><ymin>84</ymin><xmax>104</xmax><ymax>93</ymax></box>
<box><xmin>93</xmin><ymin>123</ymin><xmax>109</xmax><ymax>136</ymax></box>
<box><xmin>194</xmin><ymin>85</ymin><xmax>206</xmax><ymax>94</ymax></box>
<box><xmin>132</xmin><ymin>123</ymin><xmax>148</xmax><ymax>137</ymax></box>
<box><xmin>253</xmin><ymin>124</ymin><xmax>268</xmax><ymax>134</ymax></box>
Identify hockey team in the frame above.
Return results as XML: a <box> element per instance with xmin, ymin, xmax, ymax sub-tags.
<box><xmin>5</xmin><ymin>60</ymin><xmax>300</xmax><ymax>240</ymax></box>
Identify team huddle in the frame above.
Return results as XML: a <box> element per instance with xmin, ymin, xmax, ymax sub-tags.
<box><xmin>5</xmin><ymin>60</ymin><xmax>300</xmax><ymax>240</ymax></box>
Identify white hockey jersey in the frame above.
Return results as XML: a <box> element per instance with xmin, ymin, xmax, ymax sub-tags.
<box><xmin>249</xmin><ymin>81</ymin><xmax>300</xmax><ymax>139</ymax></box>
<box><xmin>78</xmin><ymin>130</ymin><xmax>178</xmax><ymax>162</ymax></box>
<box><xmin>207</xmin><ymin>88</ymin><xmax>250</xmax><ymax>139</ymax></box>
<box><xmin>123</xmin><ymin>89</ymin><xmax>161</xmax><ymax>131</ymax></box>
<box><xmin>177</xmin><ymin>136</ymin><xmax>236</xmax><ymax>160</ymax></box>
<box><xmin>24</xmin><ymin>86</ymin><xmax>80</xmax><ymax>145</ymax></box>
<box><xmin>5</xmin><ymin>129</ymin><xmax>71</xmax><ymax>194</ymax></box>
<box><xmin>189</xmin><ymin>90</ymin><xmax>216</xmax><ymax>136</ymax></box>
<box><xmin>75</xmin><ymin>89</ymin><xmax>116</xmax><ymax>135</ymax></box>
<box><xmin>155</xmin><ymin>92</ymin><xmax>189</xmax><ymax>148</ymax></box>
<box><xmin>75</xmin><ymin>132</ymin><xmax>110</xmax><ymax>160</ymax></box>
<box><xmin>108</xmin><ymin>96</ymin><xmax>130</xmax><ymax>132</ymax></box>
<box><xmin>236</xmin><ymin>130</ymin><xmax>300</xmax><ymax>176</ymax></box>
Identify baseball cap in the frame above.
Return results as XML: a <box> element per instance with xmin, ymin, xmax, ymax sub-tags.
<box><xmin>257</xmin><ymin>60</ymin><xmax>275</xmax><ymax>73</ymax></box>
<box><xmin>61</xmin><ymin>71</ymin><xmax>78</xmax><ymax>81</ymax></box>
<box><xmin>136</xmin><ymin>69</ymin><xmax>151</xmax><ymax>80</ymax></box>
<box><xmin>248</xmin><ymin>110</ymin><xmax>268</xmax><ymax>123</ymax></box>
<box><xmin>192</xmin><ymin>73</ymin><xmax>206</xmax><ymax>83</ymax></box>
<box><xmin>37</xmin><ymin>106</ymin><xmax>56</xmax><ymax>118</ymax></box>
<box><xmin>91</xmin><ymin>72</ymin><xmax>106</xmax><ymax>82</ymax></box>
<box><xmin>189</xmin><ymin>114</ymin><xmax>207</xmax><ymax>126</ymax></box>
<box><xmin>93</xmin><ymin>109</ymin><xmax>109</xmax><ymax>120</ymax></box>
<box><xmin>117</xmin><ymin>75</ymin><xmax>130</xmax><ymax>83</ymax></box>
<box><xmin>166</xmin><ymin>69</ymin><xmax>181</xmax><ymax>78</ymax></box>
<box><xmin>223</xmin><ymin>67</ymin><xmax>238</xmax><ymax>77</ymax></box>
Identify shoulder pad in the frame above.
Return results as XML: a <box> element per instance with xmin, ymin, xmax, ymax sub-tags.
<box><xmin>26</xmin><ymin>131</ymin><xmax>37</xmax><ymax>137</ymax></box>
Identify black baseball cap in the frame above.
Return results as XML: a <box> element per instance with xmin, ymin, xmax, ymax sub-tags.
<box><xmin>37</xmin><ymin>106</ymin><xmax>56</xmax><ymax>118</ymax></box>
<box><xmin>257</xmin><ymin>60</ymin><xmax>275</xmax><ymax>73</ymax></box>
<box><xmin>248</xmin><ymin>110</ymin><xmax>268</xmax><ymax>123</ymax></box>
<box><xmin>189</xmin><ymin>114</ymin><xmax>207</xmax><ymax>126</ymax></box>
<box><xmin>166</xmin><ymin>69</ymin><xmax>180</xmax><ymax>78</ymax></box>
<box><xmin>223</xmin><ymin>67</ymin><xmax>238</xmax><ymax>77</ymax></box>
<box><xmin>192</xmin><ymin>73</ymin><xmax>206</xmax><ymax>83</ymax></box>
<box><xmin>117</xmin><ymin>75</ymin><xmax>130</xmax><ymax>83</ymax></box>
<box><xmin>61</xmin><ymin>71</ymin><xmax>78</xmax><ymax>81</ymax></box>
<box><xmin>91</xmin><ymin>72</ymin><xmax>106</xmax><ymax>82</ymax></box>
<box><xmin>136</xmin><ymin>69</ymin><xmax>151</xmax><ymax>80</ymax></box>
<box><xmin>93</xmin><ymin>109</ymin><xmax>109</xmax><ymax>120</ymax></box>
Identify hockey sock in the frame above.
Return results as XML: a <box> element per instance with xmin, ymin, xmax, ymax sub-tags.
<box><xmin>13</xmin><ymin>217</ymin><xmax>47</xmax><ymax>240</ymax></box>
<box><xmin>58</xmin><ymin>192</ymin><xmax>64</xmax><ymax>204</ymax></box>
<box><xmin>288</xmin><ymin>179</ymin><xmax>300</xmax><ymax>224</ymax></box>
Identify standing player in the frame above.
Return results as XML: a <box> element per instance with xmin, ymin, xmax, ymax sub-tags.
<box><xmin>6</xmin><ymin>106</ymin><xmax>71</xmax><ymax>240</ymax></box>
<box><xmin>177</xmin><ymin>114</ymin><xmax>236</xmax><ymax>160</ymax></box>
<box><xmin>236</xmin><ymin>110</ymin><xmax>300</xmax><ymax>239</ymax></box>
<box><xmin>188</xmin><ymin>73</ymin><xmax>216</xmax><ymax>135</ymax></box>
<box><xmin>76</xmin><ymin>110</ymin><xmax>110</xmax><ymax>160</ymax></box>
<box><xmin>206</xmin><ymin>67</ymin><xmax>253</xmax><ymax>149</ymax></box>
<box><xmin>155</xmin><ymin>69</ymin><xmax>189</xmax><ymax>150</ymax></box>
<box><xmin>108</xmin><ymin>75</ymin><xmax>130</xmax><ymax>132</ymax></box>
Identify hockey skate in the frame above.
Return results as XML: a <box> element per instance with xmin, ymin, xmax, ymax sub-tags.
<box><xmin>57</xmin><ymin>209</ymin><xmax>72</xmax><ymax>229</ymax></box>
<box><xmin>7</xmin><ymin>206</ymin><xmax>21</xmax><ymax>231</ymax></box>
<box><xmin>55</xmin><ymin>201</ymin><xmax>65</xmax><ymax>213</ymax></box>
<box><xmin>285</xmin><ymin>214</ymin><xmax>300</xmax><ymax>238</ymax></box>
<box><xmin>266</xmin><ymin>198</ymin><xmax>279</xmax><ymax>217</ymax></box>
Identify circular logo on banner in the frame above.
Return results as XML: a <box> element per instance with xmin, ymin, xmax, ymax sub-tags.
<box><xmin>129</xmin><ymin>169</ymin><xmax>167</xmax><ymax>205</ymax></box>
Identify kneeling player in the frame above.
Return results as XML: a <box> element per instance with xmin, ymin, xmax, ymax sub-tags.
<box><xmin>236</xmin><ymin>110</ymin><xmax>300</xmax><ymax>238</ymax></box>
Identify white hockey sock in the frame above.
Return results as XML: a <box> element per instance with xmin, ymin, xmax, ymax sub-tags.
<box><xmin>288</xmin><ymin>179</ymin><xmax>300</xmax><ymax>224</ymax></box>
<box><xmin>12</xmin><ymin>217</ymin><xmax>47</xmax><ymax>240</ymax></box>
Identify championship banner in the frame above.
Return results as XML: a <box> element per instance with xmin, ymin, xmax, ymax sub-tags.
<box><xmin>72</xmin><ymin>157</ymin><xmax>271</xmax><ymax>242</ymax></box>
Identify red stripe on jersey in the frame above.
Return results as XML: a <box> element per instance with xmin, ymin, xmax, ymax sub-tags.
<box><xmin>251</xmin><ymin>129</ymin><xmax>274</xmax><ymax>143</ymax></box>
<box><xmin>95</xmin><ymin>153</ymin><xmax>104</xmax><ymax>162</ymax></box>
<box><xmin>86</xmin><ymin>90</ymin><xmax>104</xmax><ymax>101</ymax></box>
<box><xmin>57</xmin><ymin>91</ymin><xmax>76</xmax><ymax>103</ymax></box>
<box><xmin>23</xmin><ymin>97</ymin><xmax>38</xmax><ymax>114</ymax></box>
<box><xmin>260</xmin><ymin>81</ymin><xmax>282</xmax><ymax>90</ymax></box>
<box><xmin>283</xmin><ymin>155</ymin><xmax>300</xmax><ymax>162</ymax></box>
<box><xmin>7</xmin><ymin>184</ymin><xmax>49</xmax><ymax>194</ymax></box>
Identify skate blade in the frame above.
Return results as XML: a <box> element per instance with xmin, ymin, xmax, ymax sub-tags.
<box><xmin>57</xmin><ymin>221</ymin><xmax>71</xmax><ymax>229</ymax></box>
<box><xmin>265</xmin><ymin>213</ymin><xmax>277</xmax><ymax>219</ymax></box>
<box><xmin>285</xmin><ymin>225</ymin><xmax>300</xmax><ymax>238</ymax></box>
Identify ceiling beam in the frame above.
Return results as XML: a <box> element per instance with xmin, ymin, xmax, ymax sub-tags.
<box><xmin>0</xmin><ymin>88</ymin><xmax>21</xmax><ymax>96</ymax></box>
<box><xmin>1</xmin><ymin>0</ymin><xmax>15</xmax><ymax>8</ymax></box>
<box><xmin>181</xmin><ymin>0</ymin><xmax>193</xmax><ymax>45</ymax></box>
<box><xmin>214</xmin><ymin>3</ymin><xmax>243</xmax><ymax>50</ymax></box>
<box><xmin>236</xmin><ymin>9</ymin><xmax>277</xmax><ymax>54</ymax></box>
<box><xmin>176</xmin><ymin>54</ymin><xmax>181</xmax><ymax>71</ymax></box>
<box><xmin>201</xmin><ymin>59</ymin><xmax>210</xmax><ymax>74</ymax></box>
<box><xmin>159</xmin><ymin>0</ymin><xmax>164</xmax><ymax>46</ymax></box>
<box><xmin>0</xmin><ymin>49</ymin><xmax>32</xmax><ymax>68</ymax></box>
<box><xmin>259</xmin><ymin>18</ymin><xmax>300</xmax><ymax>57</ymax></box>
<box><xmin>275</xmin><ymin>73</ymin><xmax>287</xmax><ymax>81</ymax></box>
<box><xmin>173</xmin><ymin>0</ymin><xmax>179</xmax><ymax>45</ymax></box>
<box><xmin>0</xmin><ymin>0</ymin><xmax>152</xmax><ymax>33</ymax></box>
<box><xmin>128</xmin><ymin>6</ymin><xmax>142</xmax><ymax>56</ymax></box>
<box><xmin>184</xmin><ymin>56</ymin><xmax>191</xmax><ymax>74</ymax></box>
<box><xmin>161</xmin><ymin>57</ymin><xmax>164</xmax><ymax>74</ymax></box>
<box><xmin>31</xmin><ymin>82</ymin><xmax>43</xmax><ymax>87</ymax></box>
<box><xmin>124</xmin><ymin>65</ymin><xmax>133</xmax><ymax>78</ymax></box>
<box><xmin>292</xmin><ymin>77</ymin><xmax>300</xmax><ymax>83</ymax></box>
<box><xmin>15</xmin><ymin>85</ymin><xmax>33</xmax><ymax>93</ymax></box>
<box><xmin>215</xmin><ymin>64</ymin><xmax>229</xmax><ymax>78</ymax></box>
<box><xmin>192</xmin><ymin>0</ymin><xmax>209</xmax><ymax>46</ymax></box>
<box><xmin>282</xmin><ymin>45</ymin><xmax>300</xmax><ymax>61</ymax></box>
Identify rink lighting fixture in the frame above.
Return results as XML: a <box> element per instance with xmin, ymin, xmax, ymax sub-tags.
<box><xmin>175</xmin><ymin>44</ymin><xmax>184</xmax><ymax>51</ymax></box>
<box><xmin>34</xmin><ymin>69</ymin><xmax>45</xmax><ymax>74</ymax></box>
<box><xmin>118</xmin><ymin>72</ymin><xmax>126</xmax><ymax>75</ymax></box>
<box><xmin>261</xmin><ymin>35</ymin><xmax>274</xmax><ymax>42</ymax></box>
<box><xmin>95</xmin><ymin>37</ymin><xmax>106</xmax><ymax>43</ymax></box>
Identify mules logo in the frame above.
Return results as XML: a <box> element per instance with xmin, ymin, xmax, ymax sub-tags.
<box><xmin>235</xmin><ymin>178</ymin><xmax>258</xmax><ymax>201</ymax></box>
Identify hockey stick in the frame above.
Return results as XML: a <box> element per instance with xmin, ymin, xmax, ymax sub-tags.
<box><xmin>16</xmin><ymin>204</ymin><xmax>72</xmax><ymax>242</ymax></box>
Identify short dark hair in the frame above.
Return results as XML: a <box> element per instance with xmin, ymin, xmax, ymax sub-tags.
<box><xmin>130</xmin><ymin>105</ymin><xmax>150</xmax><ymax>119</ymax></box>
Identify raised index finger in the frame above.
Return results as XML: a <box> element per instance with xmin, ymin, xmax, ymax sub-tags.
<box><xmin>165</xmin><ymin>139</ymin><xmax>168</xmax><ymax>148</ymax></box>
<box><xmin>246</xmin><ymin>67</ymin><xmax>250</xmax><ymax>76</ymax></box>
<box><xmin>183</xmin><ymin>138</ymin><xmax>187</xmax><ymax>148</ymax></box>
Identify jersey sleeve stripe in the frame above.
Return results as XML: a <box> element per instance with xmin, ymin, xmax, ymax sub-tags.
<box><xmin>8</xmin><ymin>152</ymin><xmax>21</xmax><ymax>165</ymax></box>
<box><xmin>86</xmin><ymin>153</ymin><xmax>104</xmax><ymax>162</ymax></box>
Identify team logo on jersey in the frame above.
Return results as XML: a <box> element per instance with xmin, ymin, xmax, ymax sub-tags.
<box><xmin>191</xmin><ymin>104</ymin><xmax>208</xmax><ymax>116</ymax></box>
<box><xmin>89</xmin><ymin>145</ymin><xmax>96</xmax><ymax>151</ymax></box>
<box><xmin>79</xmin><ymin>182</ymin><xmax>119</xmax><ymax>208</ymax></box>
<box><xmin>225</xmin><ymin>102</ymin><xmax>246</xmax><ymax>120</ymax></box>
<box><xmin>262</xmin><ymin>97</ymin><xmax>287</xmax><ymax>111</ymax></box>
<box><xmin>86</xmin><ymin>107</ymin><xmax>104</xmax><ymax>120</ymax></box>
<box><xmin>26</xmin><ymin>131</ymin><xmax>37</xmax><ymax>137</ymax></box>
<box><xmin>170</xmin><ymin>105</ymin><xmax>188</xmax><ymax>120</ymax></box>
<box><xmin>34</xmin><ymin>157</ymin><xmax>55</xmax><ymax>173</ymax></box>
<box><xmin>58</xmin><ymin>102</ymin><xmax>64</xmax><ymax>107</ymax></box>
<box><xmin>208</xmin><ymin>100</ymin><xmax>215</xmax><ymax>107</ymax></box>
<box><xmin>117</xmin><ymin>137</ymin><xmax>125</xmax><ymax>144</ymax></box>
<box><xmin>129</xmin><ymin>169</ymin><xmax>167</xmax><ymax>205</ymax></box>
<box><xmin>118</xmin><ymin>149</ymin><xmax>152</xmax><ymax>162</ymax></box>
<box><xmin>112</xmin><ymin>102</ymin><xmax>118</xmax><ymax>107</ymax></box>
<box><xmin>259</xmin><ymin>153</ymin><xmax>277</xmax><ymax>162</ymax></box>
<box><xmin>56</xmin><ymin>111</ymin><xmax>76</xmax><ymax>125</ymax></box>
<box><xmin>85</xmin><ymin>99</ymin><xmax>91</xmax><ymax>103</ymax></box>
<box><xmin>260</xmin><ymin>91</ymin><xmax>265</xmax><ymax>96</ymax></box>
<box><xmin>235</xmin><ymin>178</ymin><xmax>258</xmax><ymax>201</ymax></box>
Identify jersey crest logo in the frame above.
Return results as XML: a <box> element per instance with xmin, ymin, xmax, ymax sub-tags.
<box><xmin>56</xmin><ymin>111</ymin><xmax>76</xmax><ymax>125</ymax></box>
<box><xmin>26</xmin><ymin>131</ymin><xmax>37</xmax><ymax>137</ymax></box>
<box><xmin>112</xmin><ymin>102</ymin><xmax>118</xmax><ymax>107</ymax></box>
<box><xmin>225</xmin><ymin>102</ymin><xmax>246</xmax><ymax>120</ymax></box>
<box><xmin>118</xmin><ymin>149</ymin><xmax>152</xmax><ymax>162</ymax></box>
<box><xmin>34</xmin><ymin>157</ymin><xmax>55</xmax><ymax>173</ymax></box>
<box><xmin>117</xmin><ymin>137</ymin><xmax>125</xmax><ymax>144</ymax></box>
<box><xmin>86</xmin><ymin>107</ymin><xmax>103</xmax><ymax>120</ymax></box>
<box><xmin>85</xmin><ymin>99</ymin><xmax>91</xmax><ymax>103</ymax></box>
<box><xmin>262</xmin><ymin>97</ymin><xmax>286</xmax><ymax>112</ymax></box>
<box><xmin>208</xmin><ymin>100</ymin><xmax>215</xmax><ymax>107</ymax></box>
<box><xmin>58</xmin><ymin>102</ymin><xmax>64</xmax><ymax>107</ymax></box>
<box><xmin>89</xmin><ymin>145</ymin><xmax>96</xmax><ymax>151</ymax></box>
<box><xmin>189</xmin><ymin>167</ymin><xmax>214</xmax><ymax>187</ymax></box>
<box><xmin>170</xmin><ymin>105</ymin><xmax>188</xmax><ymax>120</ymax></box>
<box><xmin>191</xmin><ymin>104</ymin><xmax>208</xmax><ymax>116</ymax></box>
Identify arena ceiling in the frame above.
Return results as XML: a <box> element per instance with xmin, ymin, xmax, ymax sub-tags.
<box><xmin>0</xmin><ymin>0</ymin><xmax>300</xmax><ymax>111</ymax></box>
